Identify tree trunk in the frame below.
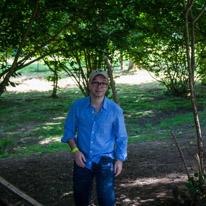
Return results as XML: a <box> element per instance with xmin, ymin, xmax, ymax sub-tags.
<box><xmin>120</xmin><ymin>51</ymin><xmax>124</xmax><ymax>70</ymax></box>
<box><xmin>127</xmin><ymin>60</ymin><xmax>134</xmax><ymax>71</ymax></box>
<box><xmin>183</xmin><ymin>0</ymin><xmax>204</xmax><ymax>172</ymax></box>
<box><xmin>104</xmin><ymin>55</ymin><xmax>119</xmax><ymax>105</ymax></box>
<box><xmin>52</xmin><ymin>71</ymin><xmax>58</xmax><ymax>98</ymax></box>
<box><xmin>0</xmin><ymin>0</ymin><xmax>39</xmax><ymax>97</ymax></box>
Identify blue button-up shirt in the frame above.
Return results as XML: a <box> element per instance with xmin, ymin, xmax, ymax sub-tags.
<box><xmin>61</xmin><ymin>96</ymin><xmax>127</xmax><ymax>169</ymax></box>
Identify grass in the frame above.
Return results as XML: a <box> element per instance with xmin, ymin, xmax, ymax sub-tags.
<box><xmin>1</xmin><ymin>65</ymin><xmax>206</xmax><ymax>160</ymax></box>
<box><xmin>20</xmin><ymin>62</ymin><xmax>50</xmax><ymax>73</ymax></box>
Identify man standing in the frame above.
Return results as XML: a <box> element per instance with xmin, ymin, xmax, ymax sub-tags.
<box><xmin>61</xmin><ymin>69</ymin><xmax>127</xmax><ymax>206</ymax></box>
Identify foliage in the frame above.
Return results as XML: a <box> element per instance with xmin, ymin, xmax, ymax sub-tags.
<box><xmin>43</xmin><ymin>56</ymin><xmax>63</xmax><ymax>98</ymax></box>
<box><xmin>1</xmin><ymin>0</ymin><xmax>206</xmax><ymax>99</ymax></box>
<box><xmin>0</xmin><ymin>0</ymin><xmax>89</xmax><ymax>96</ymax></box>
<box><xmin>136</xmin><ymin>36</ymin><xmax>190</xmax><ymax>97</ymax></box>
<box><xmin>0</xmin><ymin>0</ymin><xmax>143</xmax><ymax>97</ymax></box>
<box><xmin>185</xmin><ymin>169</ymin><xmax>206</xmax><ymax>204</ymax></box>
<box><xmin>61</xmin><ymin>49</ymin><xmax>106</xmax><ymax>97</ymax></box>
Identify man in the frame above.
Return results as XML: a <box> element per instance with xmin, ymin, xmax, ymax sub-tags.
<box><xmin>61</xmin><ymin>69</ymin><xmax>127</xmax><ymax>206</ymax></box>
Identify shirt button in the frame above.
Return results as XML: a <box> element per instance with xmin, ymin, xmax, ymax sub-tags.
<box><xmin>91</xmin><ymin>141</ymin><xmax>93</xmax><ymax>144</ymax></box>
<box><xmin>92</xmin><ymin>131</ymin><xmax>94</xmax><ymax>134</ymax></box>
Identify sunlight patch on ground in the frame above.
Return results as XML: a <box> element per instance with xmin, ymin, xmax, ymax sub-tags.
<box><xmin>142</xmin><ymin>110</ymin><xmax>154</xmax><ymax>116</ymax></box>
<box><xmin>6</xmin><ymin>70</ymin><xmax>157</xmax><ymax>92</ymax></box>
<box><xmin>53</xmin><ymin>116</ymin><xmax>65</xmax><ymax>120</ymax></box>
<box><xmin>39</xmin><ymin>138</ymin><xmax>60</xmax><ymax>145</ymax></box>
<box><xmin>43</xmin><ymin>122</ymin><xmax>60</xmax><ymax>126</ymax></box>
<box><xmin>115</xmin><ymin>70</ymin><xmax>156</xmax><ymax>85</ymax></box>
<box><xmin>120</xmin><ymin>175</ymin><xmax>187</xmax><ymax>188</ymax></box>
<box><xmin>117</xmin><ymin>175</ymin><xmax>187</xmax><ymax>205</ymax></box>
<box><xmin>139</xmin><ymin>199</ymin><xmax>156</xmax><ymax>204</ymax></box>
<box><xmin>7</xmin><ymin>77</ymin><xmax>76</xmax><ymax>92</ymax></box>
<box><xmin>118</xmin><ymin>194</ymin><xmax>155</xmax><ymax>205</ymax></box>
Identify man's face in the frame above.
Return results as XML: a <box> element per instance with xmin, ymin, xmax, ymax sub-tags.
<box><xmin>88</xmin><ymin>75</ymin><xmax>109</xmax><ymax>98</ymax></box>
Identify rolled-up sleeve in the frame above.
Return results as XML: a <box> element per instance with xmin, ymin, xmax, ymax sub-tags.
<box><xmin>113</xmin><ymin>109</ymin><xmax>127</xmax><ymax>161</ymax></box>
<box><xmin>61</xmin><ymin>103</ymin><xmax>77</xmax><ymax>143</ymax></box>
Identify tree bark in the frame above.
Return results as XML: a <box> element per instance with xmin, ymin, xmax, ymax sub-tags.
<box><xmin>183</xmin><ymin>0</ymin><xmax>204</xmax><ymax>172</ymax></box>
<box><xmin>104</xmin><ymin>55</ymin><xmax>119</xmax><ymax>105</ymax></box>
<box><xmin>127</xmin><ymin>60</ymin><xmax>134</xmax><ymax>71</ymax></box>
<box><xmin>0</xmin><ymin>0</ymin><xmax>39</xmax><ymax>96</ymax></box>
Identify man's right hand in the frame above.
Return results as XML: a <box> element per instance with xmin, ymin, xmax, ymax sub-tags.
<box><xmin>74</xmin><ymin>150</ymin><xmax>86</xmax><ymax>168</ymax></box>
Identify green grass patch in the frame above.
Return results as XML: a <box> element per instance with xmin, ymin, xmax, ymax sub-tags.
<box><xmin>20</xmin><ymin>62</ymin><xmax>50</xmax><ymax>73</ymax></box>
<box><xmin>0</xmin><ymin>138</ymin><xmax>13</xmax><ymax>148</ymax></box>
<box><xmin>128</xmin><ymin>133</ymin><xmax>170</xmax><ymax>143</ymax></box>
<box><xmin>1</xmin><ymin>72</ymin><xmax>206</xmax><ymax>160</ymax></box>
<box><xmin>157</xmin><ymin>113</ymin><xmax>194</xmax><ymax>130</ymax></box>
<box><xmin>0</xmin><ymin>141</ymin><xmax>70</xmax><ymax>160</ymax></box>
<box><xmin>0</xmin><ymin>138</ymin><xmax>15</xmax><ymax>158</ymax></box>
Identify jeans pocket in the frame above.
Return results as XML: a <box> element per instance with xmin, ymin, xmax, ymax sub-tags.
<box><xmin>99</xmin><ymin>157</ymin><xmax>114</xmax><ymax>173</ymax></box>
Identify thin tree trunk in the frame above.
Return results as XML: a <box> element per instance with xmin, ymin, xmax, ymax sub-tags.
<box><xmin>120</xmin><ymin>52</ymin><xmax>124</xmax><ymax>70</ymax></box>
<box><xmin>104</xmin><ymin>55</ymin><xmax>119</xmax><ymax>105</ymax></box>
<box><xmin>52</xmin><ymin>71</ymin><xmax>58</xmax><ymax>98</ymax></box>
<box><xmin>0</xmin><ymin>0</ymin><xmax>39</xmax><ymax>96</ymax></box>
<box><xmin>120</xmin><ymin>60</ymin><xmax>124</xmax><ymax>70</ymax></box>
<box><xmin>183</xmin><ymin>0</ymin><xmax>204</xmax><ymax>172</ymax></box>
<box><xmin>127</xmin><ymin>60</ymin><xmax>134</xmax><ymax>71</ymax></box>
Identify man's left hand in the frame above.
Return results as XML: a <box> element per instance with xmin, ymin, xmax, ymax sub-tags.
<box><xmin>114</xmin><ymin>159</ymin><xmax>123</xmax><ymax>177</ymax></box>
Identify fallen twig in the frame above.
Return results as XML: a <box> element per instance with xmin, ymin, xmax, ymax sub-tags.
<box><xmin>170</xmin><ymin>131</ymin><xmax>192</xmax><ymax>182</ymax></box>
<box><xmin>0</xmin><ymin>176</ymin><xmax>44</xmax><ymax>206</ymax></box>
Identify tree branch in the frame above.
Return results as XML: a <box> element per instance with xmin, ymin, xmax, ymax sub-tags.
<box><xmin>18</xmin><ymin>24</ymin><xmax>69</xmax><ymax>65</ymax></box>
<box><xmin>16</xmin><ymin>49</ymin><xmax>64</xmax><ymax>71</ymax></box>
<box><xmin>170</xmin><ymin>131</ymin><xmax>192</xmax><ymax>182</ymax></box>
<box><xmin>12</xmin><ymin>0</ymin><xmax>39</xmax><ymax>68</ymax></box>
<box><xmin>194</xmin><ymin>4</ymin><xmax>206</xmax><ymax>24</ymax></box>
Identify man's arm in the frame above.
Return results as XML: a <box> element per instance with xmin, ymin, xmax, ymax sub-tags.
<box><xmin>113</xmin><ymin>108</ymin><xmax>127</xmax><ymax>177</ymax></box>
<box><xmin>68</xmin><ymin>139</ymin><xmax>86</xmax><ymax>168</ymax></box>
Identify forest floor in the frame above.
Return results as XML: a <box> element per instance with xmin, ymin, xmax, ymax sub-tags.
<box><xmin>0</xmin><ymin>137</ymin><xmax>200</xmax><ymax>206</ymax></box>
<box><xmin>0</xmin><ymin>69</ymin><xmax>205</xmax><ymax>206</ymax></box>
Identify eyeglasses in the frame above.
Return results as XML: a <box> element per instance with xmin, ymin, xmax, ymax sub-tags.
<box><xmin>91</xmin><ymin>81</ymin><xmax>109</xmax><ymax>88</ymax></box>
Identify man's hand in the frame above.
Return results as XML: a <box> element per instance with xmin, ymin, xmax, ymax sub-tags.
<box><xmin>74</xmin><ymin>150</ymin><xmax>86</xmax><ymax>168</ymax></box>
<box><xmin>114</xmin><ymin>159</ymin><xmax>123</xmax><ymax>177</ymax></box>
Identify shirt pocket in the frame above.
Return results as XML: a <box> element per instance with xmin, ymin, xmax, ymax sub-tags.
<box><xmin>96</xmin><ymin>122</ymin><xmax>113</xmax><ymax>137</ymax></box>
<box><xmin>78</xmin><ymin>116</ymin><xmax>93</xmax><ymax>128</ymax></box>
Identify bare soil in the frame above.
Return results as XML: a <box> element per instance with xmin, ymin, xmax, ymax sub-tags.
<box><xmin>0</xmin><ymin>135</ymin><xmax>201</xmax><ymax>206</ymax></box>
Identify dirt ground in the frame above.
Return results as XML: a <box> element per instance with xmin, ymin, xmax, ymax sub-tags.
<box><xmin>0</xmin><ymin>135</ymin><xmax>200</xmax><ymax>206</ymax></box>
<box><xmin>0</xmin><ymin>70</ymin><xmax>202</xmax><ymax>205</ymax></box>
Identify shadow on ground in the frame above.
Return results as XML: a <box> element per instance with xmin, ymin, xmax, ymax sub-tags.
<box><xmin>0</xmin><ymin>137</ymin><xmax>200</xmax><ymax>206</ymax></box>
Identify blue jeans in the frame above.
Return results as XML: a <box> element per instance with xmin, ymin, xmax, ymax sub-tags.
<box><xmin>73</xmin><ymin>157</ymin><xmax>115</xmax><ymax>206</ymax></box>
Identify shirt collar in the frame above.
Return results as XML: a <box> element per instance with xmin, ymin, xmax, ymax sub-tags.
<box><xmin>102</xmin><ymin>96</ymin><xmax>109</xmax><ymax>110</ymax></box>
<box><xmin>85</xmin><ymin>96</ymin><xmax>91</xmax><ymax>108</ymax></box>
<box><xmin>86</xmin><ymin>96</ymin><xmax>109</xmax><ymax>110</ymax></box>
